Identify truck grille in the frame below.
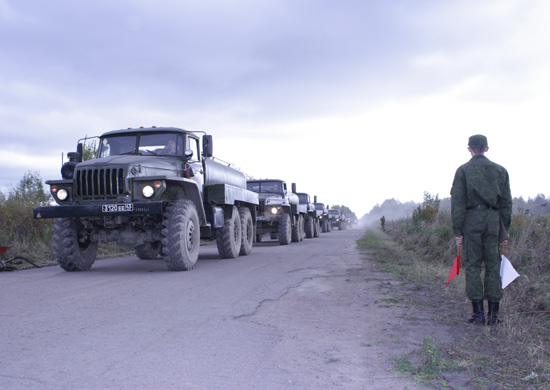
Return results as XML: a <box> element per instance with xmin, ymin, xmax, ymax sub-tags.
<box><xmin>75</xmin><ymin>168</ymin><xmax>125</xmax><ymax>200</ymax></box>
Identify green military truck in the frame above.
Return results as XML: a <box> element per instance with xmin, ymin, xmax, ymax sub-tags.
<box><xmin>328</xmin><ymin>208</ymin><xmax>346</xmax><ymax>230</ymax></box>
<box><xmin>296</xmin><ymin>192</ymin><xmax>320</xmax><ymax>238</ymax></box>
<box><xmin>33</xmin><ymin>126</ymin><xmax>258</xmax><ymax>271</ymax></box>
<box><xmin>313</xmin><ymin>200</ymin><xmax>331</xmax><ymax>233</ymax></box>
<box><xmin>246</xmin><ymin>179</ymin><xmax>306</xmax><ymax>244</ymax></box>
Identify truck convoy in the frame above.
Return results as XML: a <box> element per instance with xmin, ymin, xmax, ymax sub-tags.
<box><xmin>246</xmin><ymin>179</ymin><xmax>307</xmax><ymax>244</ymax></box>
<box><xmin>33</xmin><ymin>126</ymin><xmax>258</xmax><ymax>271</ymax></box>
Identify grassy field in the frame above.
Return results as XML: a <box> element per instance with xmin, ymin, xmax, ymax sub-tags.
<box><xmin>357</xmin><ymin>212</ymin><xmax>550</xmax><ymax>389</ymax></box>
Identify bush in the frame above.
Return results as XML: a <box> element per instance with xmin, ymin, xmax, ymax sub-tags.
<box><xmin>412</xmin><ymin>192</ymin><xmax>440</xmax><ymax>225</ymax></box>
<box><xmin>0</xmin><ymin>172</ymin><xmax>54</xmax><ymax>265</ymax></box>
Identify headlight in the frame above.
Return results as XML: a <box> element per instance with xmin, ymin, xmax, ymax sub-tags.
<box><xmin>57</xmin><ymin>188</ymin><xmax>68</xmax><ymax>201</ymax></box>
<box><xmin>270</xmin><ymin>207</ymin><xmax>279</xmax><ymax>215</ymax></box>
<box><xmin>142</xmin><ymin>185</ymin><xmax>155</xmax><ymax>198</ymax></box>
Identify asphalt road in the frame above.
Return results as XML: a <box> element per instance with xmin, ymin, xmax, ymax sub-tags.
<box><xmin>0</xmin><ymin>227</ymin><xmax>424</xmax><ymax>390</ymax></box>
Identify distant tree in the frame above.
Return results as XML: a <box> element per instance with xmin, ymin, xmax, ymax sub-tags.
<box><xmin>332</xmin><ymin>205</ymin><xmax>357</xmax><ymax>220</ymax></box>
<box><xmin>7</xmin><ymin>171</ymin><xmax>50</xmax><ymax>206</ymax></box>
<box><xmin>362</xmin><ymin>198</ymin><xmax>419</xmax><ymax>226</ymax></box>
<box><xmin>82</xmin><ymin>139</ymin><xmax>98</xmax><ymax>161</ymax></box>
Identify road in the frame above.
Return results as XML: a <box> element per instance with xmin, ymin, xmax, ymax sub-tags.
<box><xmin>0</xmin><ymin>227</ymin><xmax>425</xmax><ymax>390</ymax></box>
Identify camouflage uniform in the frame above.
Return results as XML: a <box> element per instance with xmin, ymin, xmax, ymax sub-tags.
<box><xmin>451</xmin><ymin>135</ymin><xmax>512</xmax><ymax>325</ymax></box>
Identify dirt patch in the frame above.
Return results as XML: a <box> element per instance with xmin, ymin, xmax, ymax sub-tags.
<box><xmin>236</xmin><ymin>245</ymin><xmax>460</xmax><ymax>389</ymax></box>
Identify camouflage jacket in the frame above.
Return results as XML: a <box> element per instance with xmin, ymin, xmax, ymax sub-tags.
<box><xmin>450</xmin><ymin>154</ymin><xmax>512</xmax><ymax>237</ymax></box>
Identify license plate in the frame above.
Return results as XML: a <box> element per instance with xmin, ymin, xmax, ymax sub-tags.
<box><xmin>102</xmin><ymin>204</ymin><xmax>134</xmax><ymax>213</ymax></box>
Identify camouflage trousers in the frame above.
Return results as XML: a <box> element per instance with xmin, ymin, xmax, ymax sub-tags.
<box><xmin>463</xmin><ymin>209</ymin><xmax>503</xmax><ymax>302</ymax></box>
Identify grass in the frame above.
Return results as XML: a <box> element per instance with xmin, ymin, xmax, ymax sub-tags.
<box><xmin>358</xmin><ymin>218</ymin><xmax>550</xmax><ymax>389</ymax></box>
<box><xmin>394</xmin><ymin>337</ymin><xmax>457</xmax><ymax>387</ymax></box>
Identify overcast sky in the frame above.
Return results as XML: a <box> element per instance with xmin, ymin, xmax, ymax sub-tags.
<box><xmin>1</xmin><ymin>0</ymin><xmax>549</xmax><ymax>217</ymax></box>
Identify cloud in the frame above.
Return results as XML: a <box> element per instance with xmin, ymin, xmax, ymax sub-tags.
<box><xmin>1</xmin><ymin>0</ymin><xmax>550</xmax><ymax>214</ymax></box>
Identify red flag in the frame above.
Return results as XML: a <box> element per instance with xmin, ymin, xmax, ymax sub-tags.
<box><xmin>0</xmin><ymin>246</ymin><xmax>10</xmax><ymax>256</ymax></box>
<box><xmin>446</xmin><ymin>247</ymin><xmax>461</xmax><ymax>286</ymax></box>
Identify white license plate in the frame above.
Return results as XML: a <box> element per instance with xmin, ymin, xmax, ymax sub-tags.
<box><xmin>102</xmin><ymin>204</ymin><xmax>134</xmax><ymax>213</ymax></box>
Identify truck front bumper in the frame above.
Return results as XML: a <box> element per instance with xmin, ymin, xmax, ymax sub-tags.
<box><xmin>33</xmin><ymin>201</ymin><xmax>164</xmax><ymax>219</ymax></box>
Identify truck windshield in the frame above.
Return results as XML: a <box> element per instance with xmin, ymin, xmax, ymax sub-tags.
<box><xmin>315</xmin><ymin>203</ymin><xmax>325</xmax><ymax>210</ymax></box>
<box><xmin>247</xmin><ymin>181</ymin><xmax>282</xmax><ymax>193</ymax></box>
<box><xmin>98</xmin><ymin>133</ymin><xmax>185</xmax><ymax>157</ymax></box>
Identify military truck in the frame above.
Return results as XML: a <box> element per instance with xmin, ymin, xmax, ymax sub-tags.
<box><xmin>33</xmin><ymin>126</ymin><xmax>258</xmax><ymax>271</ymax></box>
<box><xmin>314</xmin><ymin>201</ymin><xmax>331</xmax><ymax>233</ymax></box>
<box><xmin>296</xmin><ymin>192</ymin><xmax>320</xmax><ymax>238</ymax></box>
<box><xmin>328</xmin><ymin>209</ymin><xmax>346</xmax><ymax>230</ymax></box>
<box><xmin>246</xmin><ymin>180</ymin><xmax>306</xmax><ymax>244</ymax></box>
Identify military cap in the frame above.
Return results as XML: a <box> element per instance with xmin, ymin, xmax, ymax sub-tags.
<box><xmin>468</xmin><ymin>134</ymin><xmax>488</xmax><ymax>149</ymax></box>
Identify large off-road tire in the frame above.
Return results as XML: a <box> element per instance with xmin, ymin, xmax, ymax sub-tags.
<box><xmin>162</xmin><ymin>200</ymin><xmax>200</xmax><ymax>271</ymax></box>
<box><xmin>216</xmin><ymin>206</ymin><xmax>242</xmax><ymax>258</ymax></box>
<box><xmin>292</xmin><ymin>214</ymin><xmax>304</xmax><ymax>242</ymax></box>
<box><xmin>305</xmin><ymin>216</ymin><xmax>314</xmax><ymax>238</ymax></box>
<box><xmin>313</xmin><ymin>219</ymin><xmax>320</xmax><ymax>237</ymax></box>
<box><xmin>135</xmin><ymin>241</ymin><xmax>162</xmax><ymax>260</ymax></box>
<box><xmin>53</xmin><ymin>218</ymin><xmax>98</xmax><ymax>271</ymax></box>
<box><xmin>321</xmin><ymin>219</ymin><xmax>327</xmax><ymax>233</ymax></box>
<box><xmin>338</xmin><ymin>221</ymin><xmax>344</xmax><ymax>231</ymax></box>
<box><xmin>278</xmin><ymin>213</ymin><xmax>292</xmax><ymax>245</ymax></box>
<box><xmin>239</xmin><ymin>207</ymin><xmax>253</xmax><ymax>256</ymax></box>
<box><xmin>270</xmin><ymin>233</ymin><xmax>278</xmax><ymax>239</ymax></box>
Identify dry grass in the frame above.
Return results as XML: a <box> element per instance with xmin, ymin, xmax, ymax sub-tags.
<box><xmin>371</xmin><ymin>211</ymin><xmax>550</xmax><ymax>388</ymax></box>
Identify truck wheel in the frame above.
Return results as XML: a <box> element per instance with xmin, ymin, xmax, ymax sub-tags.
<box><xmin>135</xmin><ymin>241</ymin><xmax>162</xmax><ymax>260</ymax></box>
<box><xmin>270</xmin><ymin>233</ymin><xmax>278</xmax><ymax>239</ymax></box>
<box><xmin>338</xmin><ymin>221</ymin><xmax>343</xmax><ymax>230</ymax></box>
<box><xmin>216</xmin><ymin>206</ymin><xmax>242</xmax><ymax>258</ymax></box>
<box><xmin>278</xmin><ymin>213</ymin><xmax>292</xmax><ymax>245</ymax></box>
<box><xmin>162</xmin><ymin>200</ymin><xmax>200</xmax><ymax>271</ymax></box>
<box><xmin>321</xmin><ymin>219</ymin><xmax>327</xmax><ymax>233</ymax></box>
<box><xmin>292</xmin><ymin>214</ymin><xmax>304</xmax><ymax>242</ymax></box>
<box><xmin>239</xmin><ymin>207</ymin><xmax>253</xmax><ymax>256</ymax></box>
<box><xmin>305</xmin><ymin>216</ymin><xmax>314</xmax><ymax>238</ymax></box>
<box><xmin>299</xmin><ymin>215</ymin><xmax>305</xmax><ymax>241</ymax></box>
<box><xmin>53</xmin><ymin>218</ymin><xmax>98</xmax><ymax>271</ymax></box>
<box><xmin>314</xmin><ymin>219</ymin><xmax>320</xmax><ymax>237</ymax></box>
<box><xmin>256</xmin><ymin>234</ymin><xmax>263</xmax><ymax>243</ymax></box>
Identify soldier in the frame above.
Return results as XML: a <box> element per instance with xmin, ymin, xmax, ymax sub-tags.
<box><xmin>451</xmin><ymin>135</ymin><xmax>512</xmax><ymax>326</ymax></box>
<box><xmin>380</xmin><ymin>215</ymin><xmax>386</xmax><ymax>232</ymax></box>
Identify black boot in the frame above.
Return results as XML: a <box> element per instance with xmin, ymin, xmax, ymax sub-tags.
<box><xmin>467</xmin><ymin>300</ymin><xmax>485</xmax><ymax>325</ymax></box>
<box><xmin>487</xmin><ymin>301</ymin><xmax>502</xmax><ymax>326</ymax></box>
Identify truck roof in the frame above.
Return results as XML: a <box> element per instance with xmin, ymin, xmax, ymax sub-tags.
<box><xmin>247</xmin><ymin>179</ymin><xmax>285</xmax><ymax>183</ymax></box>
<box><xmin>100</xmin><ymin>126</ymin><xmax>196</xmax><ymax>137</ymax></box>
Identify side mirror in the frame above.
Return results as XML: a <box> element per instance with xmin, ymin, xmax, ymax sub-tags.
<box><xmin>314</xmin><ymin>195</ymin><xmax>317</xmax><ymax>203</ymax></box>
<box><xmin>76</xmin><ymin>143</ymin><xmax>83</xmax><ymax>162</ymax></box>
<box><xmin>202</xmin><ymin>135</ymin><xmax>213</xmax><ymax>158</ymax></box>
<box><xmin>291</xmin><ymin>182</ymin><xmax>296</xmax><ymax>193</ymax></box>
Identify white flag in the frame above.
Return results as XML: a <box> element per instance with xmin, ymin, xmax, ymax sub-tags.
<box><xmin>500</xmin><ymin>255</ymin><xmax>520</xmax><ymax>289</ymax></box>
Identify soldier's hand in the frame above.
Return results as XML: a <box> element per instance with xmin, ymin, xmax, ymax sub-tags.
<box><xmin>455</xmin><ymin>236</ymin><xmax>463</xmax><ymax>246</ymax></box>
